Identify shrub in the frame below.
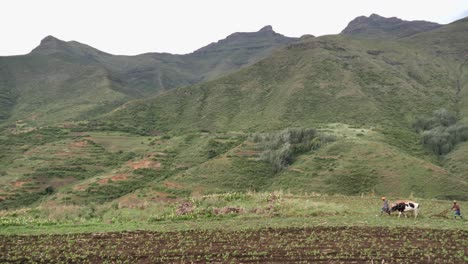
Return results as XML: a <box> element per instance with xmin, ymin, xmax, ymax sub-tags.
<box><xmin>250</xmin><ymin>128</ymin><xmax>335</xmax><ymax>172</ymax></box>
<box><xmin>413</xmin><ymin>108</ymin><xmax>468</xmax><ymax>155</ymax></box>
<box><xmin>260</xmin><ymin>143</ymin><xmax>292</xmax><ymax>172</ymax></box>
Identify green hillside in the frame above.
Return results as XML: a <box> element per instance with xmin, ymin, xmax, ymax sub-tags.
<box><xmin>405</xmin><ymin>17</ymin><xmax>468</xmax><ymax>186</ymax></box>
<box><xmin>1</xmin><ymin>15</ymin><xmax>468</xmax><ymax>210</ymax></box>
<box><xmin>102</xmin><ymin>32</ymin><xmax>459</xmax><ymax>137</ymax></box>
<box><xmin>0</xmin><ymin>27</ymin><xmax>296</xmax><ymax>125</ymax></box>
<box><xmin>89</xmin><ymin>17</ymin><xmax>468</xmax><ymax>199</ymax></box>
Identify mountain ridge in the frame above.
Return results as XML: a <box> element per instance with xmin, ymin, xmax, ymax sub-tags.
<box><xmin>341</xmin><ymin>13</ymin><xmax>442</xmax><ymax>39</ymax></box>
<box><xmin>0</xmin><ymin>26</ymin><xmax>297</xmax><ymax>125</ymax></box>
<box><xmin>89</xmin><ymin>16</ymin><xmax>468</xmax><ymax>199</ymax></box>
<box><xmin>1</xmin><ymin>15</ymin><xmax>468</xmax><ymax>206</ymax></box>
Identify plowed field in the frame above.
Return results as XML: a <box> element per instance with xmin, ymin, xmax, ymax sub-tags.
<box><xmin>1</xmin><ymin>226</ymin><xmax>467</xmax><ymax>263</ymax></box>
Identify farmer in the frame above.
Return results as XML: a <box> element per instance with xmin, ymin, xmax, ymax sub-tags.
<box><xmin>381</xmin><ymin>197</ymin><xmax>390</xmax><ymax>215</ymax></box>
<box><xmin>451</xmin><ymin>201</ymin><xmax>463</xmax><ymax>219</ymax></box>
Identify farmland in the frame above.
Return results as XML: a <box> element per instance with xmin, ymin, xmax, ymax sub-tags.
<box><xmin>1</xmin><ymin>194</ymin><xmax>467</xmax><ymax>263</ymax></box>
<box><xmin>0</xmin><ymin>126</ymin><xmax>467</xmax><ymax>263</ymax></box>
<box><xmin>1</xmin><ymin>226</ymin><xmax>467</xmax><ymax>263</ymax></box>
<box><xmin>1</xmin><ymin>10</ymin><xmax>468</xmax><ymax>264</ymax></box>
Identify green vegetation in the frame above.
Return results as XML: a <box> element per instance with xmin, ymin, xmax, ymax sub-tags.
<box><xmin>1</xmin><ymin>123</ymin><xmax>467</xmax><ymax>211</ymax></box>
<box><xmin>251</xmin><ymin>127</ymin><xmax>335</xmax><ymax>171</ymax></box>
<box><xmin>2</xmin><ymin>18</ymin><xmax>466</xmax><ymax>207</ymax></box>
<box><xmin>413</xmin><ymin>108</ymin><xmax>468</xmax><ymax>155</ymax></box>
<box><xmin>0</xmin><ymin>194</ymin><xmax>467</xmax><ymax>262</ymax></box>
<box><xmin>0</xmin><ymin>27</ymin><xmax>296</xmax><ymax>126</ymax></box>
<box><xmin>0</xmin><ymin>193</ymin><xmax>466</xmax><ymax>234</ymax></box>
<box><xmin>101</xmin><ymin>31</ymin><xmax>462</xmax><ymax>146</ymax></box>
<box><xmin>1</xmin><ymin>14</ymin><xmax>468</xmax><ymax>262</ymax></box>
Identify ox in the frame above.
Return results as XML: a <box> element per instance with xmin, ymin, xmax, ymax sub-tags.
<box><xmin>391</xmin><ymin>201</ymin><xmax>420</xmax><ymax>218</ymax></box>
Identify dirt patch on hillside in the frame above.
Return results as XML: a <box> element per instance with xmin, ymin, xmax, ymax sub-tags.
<box><xmin>71</xmin><ymin>140</ymin><xmax>88</xmax><ymax>148</ymax></box>
<box><xmin>73</xmin><ymin>184</ymin><xmax>87</xmax><ymax>191</ymax></box>
<box><xmin>55</xmin><ymin>151</ymin><xmax>73</xmax><ymax>157</ymax></box>
<box><xmin>12</xmin><ymin>180</ymin><xmax>31</xmax><ymax>188</ymax></box>
<box><xmin>73</xmin><ymin>174</ymin><xmax>130</xmax><ymax>190</ymax></box>
<box><xmin>98</xmin><ymin>174</ymin><xmax>129</xmax><ymax>184</ymax></box>
<box><xmin>151</xmin><ymin>191</ymin><xmax>172</xmax><ymax>201</ymax></box>
<box><xmin>117</xmin><ymin>194</ymin><xmax>148</xmax><ymax>209</ymax></box>
<box><xmin>127</xmin><ymin>159</ymin><xmax>161</xmax><ymax>170</ymax></box>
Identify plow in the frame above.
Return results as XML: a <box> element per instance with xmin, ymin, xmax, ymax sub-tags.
<box><xmin>429</xmin><ymin>208</ymin><xmax>450</xmax><ymax>219</ymax></box>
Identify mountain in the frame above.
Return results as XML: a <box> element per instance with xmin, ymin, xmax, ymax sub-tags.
<box><xmin>1</xmin><ymin>15</ymin><xmax>468</xmax><ymax>209</ymax></box>
<box><xmin>0</xmin><ymin>26</ymin><xmax>297</xmax><ymax>125</ymax></box>
<box><xmin>341</xmin><ymin>13</ymin><xmax>442</xmax><ymax>39</ymax></box>
<box><xmin>94</xmin><ymin>16</ymin><xmax>468</xmax><ymax>199</ymax></box>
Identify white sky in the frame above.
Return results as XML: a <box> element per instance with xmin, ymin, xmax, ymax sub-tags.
<box><xmin>1</xmin><ymin>0</ymin><xmax>467</xmax><ymax>56</ymax></box>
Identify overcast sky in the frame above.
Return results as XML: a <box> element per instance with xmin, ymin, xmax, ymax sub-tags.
<box><xmin>1</xmin><ymin>0</ymin><xmax>467</xmax><ymax>56</ymax></box>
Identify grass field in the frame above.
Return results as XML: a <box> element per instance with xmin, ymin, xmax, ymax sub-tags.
<box><xmin>1</xmin><ymin>194</ymin><xmax>466</xmax><ymax>235</ymax></box>
<box><xmin>1</xmin><ymin>194</ymin><xmax>466</xmax><ymax>263</ymax></box>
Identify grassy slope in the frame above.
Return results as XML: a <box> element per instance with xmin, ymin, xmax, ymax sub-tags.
<box><xmin>168</xmin><ymin>124</ymin><xmax>466</xmax><ymax>200</ymax></box>
<box><xmin>0</xmin><ymin>124</ymin><xmax>466</xmax><ymax>211</ymax></box>
<box><xmin>405</xmin><ymin>17</ymin><xmax>468</xmax><ymax>120</ymax></box>
<box><xmin>104</xmin><ymin>34</ymin><xmax>456</xmax><ymax>142</ymax></box>
<box><xmin>404</xmin><ymin>18</ymin><xmax>468</xmax><ymax>185</ymax></box>
<box><xmin>0</xmin><ymin>29</ymin><xmax>296</xmax><ymax>126</ymax></box>
<box><xmin>2</xmin><ymin>18</ymin><xmax>468</xmax><ymax>208</ymax></box>
<box><xmin>0</xmin><ymin>54</ymin><xmax>130</xmax><ymax>125</ymax></box>
<box><xmin>92</xmin><ymin>18</ymin><xmax>468</xmax><ymax>200</ymax></box>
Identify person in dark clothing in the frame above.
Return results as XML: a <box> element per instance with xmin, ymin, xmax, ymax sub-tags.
<box><xmin>452</xmin><ymin>201</ymin><xmax>463</xmax><ymax>219</ymax></box>
<box><xmin>381</xmin><ymin>197</ymin><xmax>390</xmax><ymax>215</ymax></box>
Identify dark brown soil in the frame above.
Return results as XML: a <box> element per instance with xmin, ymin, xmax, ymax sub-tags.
<box><xmin>1</xmin><ymin>226</ymin><xmax>467</xmax><ymax>263</ymax></box>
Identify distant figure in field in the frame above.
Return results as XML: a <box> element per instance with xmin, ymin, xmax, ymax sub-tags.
<box><xmin>451</xmin><ymin>201</ymin><xmax>463</xmax><ymax>219</ymax></box>
<box><xmin>381</xmin><ymin>197</ymin><xmax>390</xmax><ymax>215</ymax></box>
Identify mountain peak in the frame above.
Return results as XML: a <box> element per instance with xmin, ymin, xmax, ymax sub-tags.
<box><xmin>31</xmin><ymin>35</ymin><xmax>68</xmax><ymax>55</ymax></box>
<box><xmin>259</xmin><ymin>25</ymin><xmax>273</xmax><ymax>32</ymax></box>
<box><xmin>368</xmin><ymin>13</ymin><xmax>386</xmax><ymax>20</ymax></box>
<box><xmin>341</xmin><ymin>14</ymin><xmax>441</xmax><ymax>39</ymax></box>
<box><xmin>40</xmin><ymin>35</ymin><xmax>62</xmax><ymax>43</ymax></box>
<box><xmin>31</xmin><ymin>35</ymin><xmax>109</xmax><ymax>59</ymax></box>
<box><xmin>191</xmin><ymin>27</ymin><xmax>296</xmax><ymax>56</ymax></box>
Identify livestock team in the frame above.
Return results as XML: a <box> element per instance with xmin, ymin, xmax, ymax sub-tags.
<box><xmin>380</xmin><ymin>197</ymin><xmax>463</xmax><ymax>219</ymax></box>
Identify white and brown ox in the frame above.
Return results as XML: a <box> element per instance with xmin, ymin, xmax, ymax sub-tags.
<box><xmin>390</xmin><ymin>200</ymin><xmax>420</xmax><ymax>218</ymax></box>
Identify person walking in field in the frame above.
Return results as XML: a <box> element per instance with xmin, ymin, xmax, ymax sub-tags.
<box><xmin>381</xmin><ymin>197</ymin><xmax>390</xmax><ymax>215</ymax></box>
<box><xmin>452</xmin><ymin>201</ymin><xmax>463</xmax><ymax>219</ymax></box>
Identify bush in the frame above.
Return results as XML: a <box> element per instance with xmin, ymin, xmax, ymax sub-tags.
<box><xmin>261</xmin><ymin>143</ymin><xmax>292</xmax><ymax>172</ymax></box>
<box><xmin>250</xmin><ymin>128</ymin><xmax>335</xmax><ymax>172</ymax></box>
<box><xmin>413</xmin><ymin>108</ymin><xmax>468</xmax><ymax>155</ymax></box>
